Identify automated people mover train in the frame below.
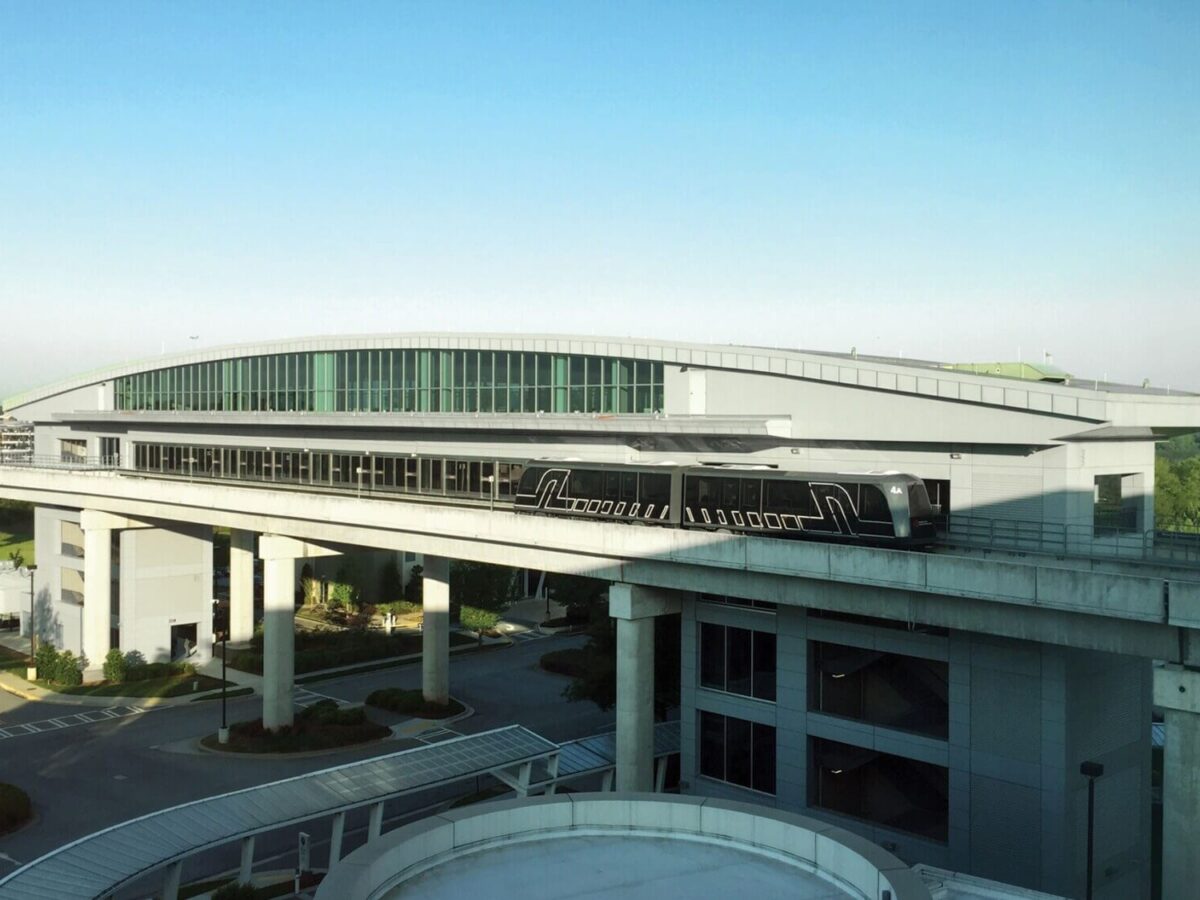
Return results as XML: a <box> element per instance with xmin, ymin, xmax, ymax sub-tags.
<box><xmin>513</xmin><ymin>462</ymin><xmax>938</xmax><ymax>547</ymax></box>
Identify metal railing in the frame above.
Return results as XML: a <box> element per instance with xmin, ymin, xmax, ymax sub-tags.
<box><xmin>943</xmin><ymin>514</ymin><xmax>1200</xmax><ymax>567</ymax></box>
<box><xmin>0</xmin><ymin>454</ymin><xmax>120</xmax><ymax>470</ymax></box>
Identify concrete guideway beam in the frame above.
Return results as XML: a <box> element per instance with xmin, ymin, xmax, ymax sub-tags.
<box><xmin>79</xmin><ymin>509</ymin><xmax>154</xmax><ymax>532</ymax></box>
<box><xmin>422</xmin><ymin>555</ymin><xmax>450</xmax><ymax>705</ymax></box>
<box><xmin>1153</xmin><ymin>665</ymin><xmax>1200</xmax><ymax>900</ymax></box>
<box><xmin>259</xmin><ymin>533</ymin><xmax>342</xmax><ymax>730</ymax></box>
<box><xmin>610</xmin><ymin>584</ymin><xmax>680</xmax><ymax>792</ymax></box>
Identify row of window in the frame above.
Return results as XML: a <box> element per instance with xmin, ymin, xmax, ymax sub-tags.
<box><xmin>115</xmin><ymin>350</ymin><xmax>664</xmax><ymax>415</ymax></box>
<box><xmin>132</xmin><ymin>443</ymin><xmax>525</xmax><ymax>500</ymax></box>
<box><xmin>699</xmin><ymin>711</ymin><xmax>777</xmax><ymax>795</ymax></box>
<box><xmin>699</xmin><ymin>622</ymin><xmax>776</xmax><ymax>701</ymax></box>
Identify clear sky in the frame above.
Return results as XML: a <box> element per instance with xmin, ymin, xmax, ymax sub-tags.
<box><xmin>1</xmin><ymin>1</ymin><xmax>1197</xmax><ymax>397</ymax></box>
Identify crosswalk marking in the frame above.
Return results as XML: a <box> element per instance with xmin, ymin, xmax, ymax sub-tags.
<box><xmin>508</xmin><ymin>630</ymin><xmax>549</xmax><ymax>643</ymax></box>
<box><xmin>0</xmin><ymin>705</ymin><xmax>145</xmax><ymax>740</ymax></box>
<box><xmin>416</xmin><ymin>727</ymin><xmax>461</xmax><ymax>744</ymax></box>
<box><xmin>293</xmin><ymin>687</ymin><xmax>346</xmax><ymax>709</ymax></box>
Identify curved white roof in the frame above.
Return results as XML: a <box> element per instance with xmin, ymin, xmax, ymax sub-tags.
<box><xmin>6</xmin><ymin>331</ymin><xmax>1192</xmax><ymax>426</ymax></box>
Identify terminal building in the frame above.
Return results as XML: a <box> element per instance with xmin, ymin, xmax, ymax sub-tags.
<box><xmin>2</xmin><ymin>333</ymin><xmax>1199</xmax><ymax>900</ymax></box>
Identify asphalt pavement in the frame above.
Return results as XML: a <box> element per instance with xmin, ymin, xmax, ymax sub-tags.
<box><xmin>0</xmin><ymin>633</ymin><xmax>608</xmax><ymax>876</ymax></box>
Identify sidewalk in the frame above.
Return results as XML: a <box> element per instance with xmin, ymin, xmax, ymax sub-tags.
<box><xmin>0</xmin><ymin>624</ymin><xmax>514</xmax><ymax>708</ymax></box>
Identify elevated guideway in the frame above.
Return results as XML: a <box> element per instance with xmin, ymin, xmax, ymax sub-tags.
<box><xmin>2</xmin><ymin>464</ymin><xmax>1200</xmax><ymax>665</ymax></box>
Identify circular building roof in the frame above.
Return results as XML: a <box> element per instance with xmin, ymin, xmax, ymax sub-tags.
<box><xmin>316</xmin><ymin>793</ymin><xmax>931</xmax><ymax>900</ymax></box>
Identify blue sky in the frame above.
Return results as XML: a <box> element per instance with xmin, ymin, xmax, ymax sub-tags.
<box><xmin>2</xmin><ymin>1</ymin><xmax>1197</xmax><ymax>395</ymax></box>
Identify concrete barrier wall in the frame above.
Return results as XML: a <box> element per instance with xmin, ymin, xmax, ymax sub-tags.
<box><xmin>315</xmin><ymin>793</ymin><xmax>932</xmax><ymax>900</ymax></box>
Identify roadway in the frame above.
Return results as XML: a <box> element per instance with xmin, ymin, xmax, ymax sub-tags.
<box><xmin>0</xmin><ymin>634</ymin><xmax>611</xmax><ymax>883</ymax></box>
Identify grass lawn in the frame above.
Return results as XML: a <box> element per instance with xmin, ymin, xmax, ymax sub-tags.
<box><xmin>0</xmin><ymin>645</ymin><xmax>29</xmax><ymax>672</ymax></box>
<box><xmin>38</xmin><ymin>673</ymin><xmax>230</xmax><ymax>698</ymax></box>
<box><xmin>0</xmin><ymin>528</ymin><xmax>34</xmax><ymax>567</ymax></box>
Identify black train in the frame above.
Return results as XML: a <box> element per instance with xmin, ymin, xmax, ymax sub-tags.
<box><xmin>514</xmin><ymin>462</ymin><xmax>938</xmax><ymax>548</ymax></box>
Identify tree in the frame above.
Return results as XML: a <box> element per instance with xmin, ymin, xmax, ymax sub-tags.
<box><xmin>563</xmin><ymin>609</ymin><xmax>681</xmax><ymax>718</ymax></box>
<box><xmin>544</xmin><ymin>572</ymin><xmax>607</xmax><ymax>622</ymax></box>
<box><xmin>1156</xmin><ymin>436</ymin><xmax>1200</xmax><ymax>530</ymax></box>
<box><xmin>404</xmin><ymin>564</ymin><xmax>423</xmax><ymax>604</ymax></box>
<box><xmin>450</xmin><ymin>561</ymin><xmax>520</xmax><ymax>616</ymax></box>
<box><xmin>378</xmin><ymin>557</ymin><xmax>403</xmax><ymax>605</ymax></box>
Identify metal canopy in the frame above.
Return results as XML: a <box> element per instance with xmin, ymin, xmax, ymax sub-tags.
<box><xmin>540</xmin><ymin>721</ymin><xmax>680</xmax><ymax>783</ymax></box>
<box><xmin>0</xmin><ymin>725</ymin><xmax>557</xmax><ymax>900</ymax></box>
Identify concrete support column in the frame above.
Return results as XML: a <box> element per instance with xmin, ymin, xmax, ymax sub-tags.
<box><xmin>616</xmin><ymin>616</ymin><xmax>655</xmax><ymax>791</ymax></box>
<box><xmin>239</xmin><ymin>835</ymin><xmax>255</xmax><ymax>885</ymax></box>
<box><xmin>82</xmin><ymin>524</ymin><xmax>112</xmax><ymax>676</ymax></box>
<box><xmin>422</xmin><ymin>555</ymin><xmax>450</xmax><ymax>705</ymax></box>
<box><xmin>328</xmin><ymin>811</ymin><xmax>346</xmax><ymax>866</ymax></box>
<box><xmin>229</xmin><ymin>529</ymin><xmax>255</xmax><ymax>643</ymax></box>
<box><xmin>258</xmin><ymin>535</ymin><xmax>340</xmax><ymax>732</ymax></box>
<box><xmin>262</xmin><ymin>556</ymin><xmax>296</xmax><ymax>731</ymax></box>
<box><xmin>1154</xmin><ymin>665</ymin><xmax>1200</xmax><ymax>900</ymax></box>
<box><xmin>609</xmin><ymin>583</ymin><xmax>681</xmax><ymax>793</ymax></box>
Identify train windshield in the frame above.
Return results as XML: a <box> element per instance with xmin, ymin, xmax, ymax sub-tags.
<box><xmin>907</xmin><ymin>482</ymin><xmax>935</xmax><ymax>517</ymax></box>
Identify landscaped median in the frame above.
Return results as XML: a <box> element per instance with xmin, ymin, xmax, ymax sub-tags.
<box><xmin>0</xmin><ymin>782</ymin><xmax>32</xmax><ymax>835</ymax></box>
<box><xmin>366</xmin><ymin>687</ymin><xmax>464</xmax><ymax>719</ymax></box>
<box><xmin>224</xmin><ymin>629</ymin><xmax>477</xmax><ymax>675</ymax></box>
<box><xmin>201</xmin><ymin>700</ymin><xmax>390</xmax><ymax>754</ymax></box>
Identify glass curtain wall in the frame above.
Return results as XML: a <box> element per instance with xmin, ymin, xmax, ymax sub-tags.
<box><xmin>115</xmin><ymin>350</ymin><xmax>664</xmax><ymax>415</ymax></box>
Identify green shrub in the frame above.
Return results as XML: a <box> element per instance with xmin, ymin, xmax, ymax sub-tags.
<box><xmin>378</xmin><ymin>600</ymin><xmax>421</xmax><ymax>617</ymax></box>
<box><xmin>55</xmin><ymin>651</ymin><xmax>84</xmax><ymax>685</ymax></box>
<box><xmin>102</xmin><ymin>648</ymin><xmax>126</xmax><ymax>683</ymax></box>
<box><xmin>122</xmin><ymin>649</ymin><xmax>147</xmax><ymax>669</ymax></box>
<box><xmin>34</xmin><ymin>643</ymin><xmax>58</xmax><ymax>679</ymax></box>
<box><xmin>366</xmin><ymin>687</ymin><xmax>464</xmax><ymax>719</ymax></box>
<box><xmin>0</xmin><ymin>783</ymin><xmax>32</xmax><ymax>833</ymax></box>
<box><xmin>460</xmin><ymin>606</ymin><xmax>500</xmax><ymax>644</ymax></box>
<box><xmin>222</xmin><ymin>703</ymin><xmax>389</xmax><ymax>753</ymax></box>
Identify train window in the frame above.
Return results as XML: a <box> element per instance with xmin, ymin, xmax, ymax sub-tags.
<box><xmin>858</xmin><ymin>485</ymin><xmax>890</xmax><ymax>522</ymax></box>
<box><xmin>741</xmin><ymin>479</ymin><xmax>761</xmax><ymax>512</ymax></box>
<box><xmin>695</xmin><ymin>477</ymin><xmax>719</xmax><ymax>509</ymax></box>
<box><xmin>621</xmin><ymin>472</ymin><xmax>638</xmax><ymax>502</ymax></box>
<box><xmin>721</xmin><ymin>478</ymin><xmax>739</xmax><ymax>508</ymax></box>
<box><xmin>604</xmin><ymin>472</ymin><xmax>621</xmax><ymax>501</ymax></box>
<box><xmin>571</xmin><ymin>469</ymin><xmax>602</xmax><ymax>500</ymax></box>
<box><xmin>764</xmin><ymin>480</ymin><xmax>817</xmax><ymax>516</ymax></box>
<box><xmin>640</xmin><ymin>473</ymin><xmax>671</xmax><ymax>510</ymax></box>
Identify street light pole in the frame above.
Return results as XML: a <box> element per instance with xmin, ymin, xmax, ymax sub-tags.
<box><xmin>1080</xmin><ymin>760</ymin><xmax>1104</xmax><ymax>900</ymax></box>
<box><xmin>219</xmin><ymin>633</ymin><xmax>229</xmax><ymax>744</ymax></box>
<box><xmin>20</xmin><ymin>565</ymin><xmax>37</xmax><ymax>680</ymax></box>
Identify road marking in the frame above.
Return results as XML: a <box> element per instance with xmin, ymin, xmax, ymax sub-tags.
<box><xmin>0</xmin><ymin>851</ymin><xmax>22</xmax><ymax>868</ymax></box>
<box><xmin>293</xmin><ymin>687</ymin><xmax>347</xmax><ymax>708</ymax></box>
<box><xmin>0</xmin><ymin>705</ymin><xmax>145</xmax><ymax>740</ymax></box>
<box><xmin>416</xmin><ymin>727</ymin><xmax>461</xmax><ymax>744</ymax></box>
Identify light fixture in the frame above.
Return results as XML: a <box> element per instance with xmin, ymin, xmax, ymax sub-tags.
<box><xmin>830</xmin><ymin>672</ymin><xmax>846</xmax><ymax>679</ymax></box>
<box><xmin>830</xmin><ymin>769</ymin><xmax>843</xmax><ymax>775</ymax></box>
